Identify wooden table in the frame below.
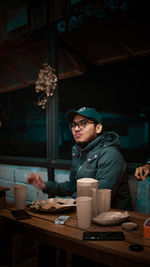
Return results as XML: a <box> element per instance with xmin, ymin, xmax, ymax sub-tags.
<box><xmin>0</xmin><ymin>207</ymin><xmax>150</xmax><ymax>267</ymax></box>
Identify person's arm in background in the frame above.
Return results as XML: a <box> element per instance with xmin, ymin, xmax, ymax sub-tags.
<box><xmin>134</xmin><ymin>159</ymin><xmax>150</xmax><ymax>181</ymax></box>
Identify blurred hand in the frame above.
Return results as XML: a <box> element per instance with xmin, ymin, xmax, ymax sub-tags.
<box><xmin>27</xmin><ymin>173</ymin><xmax>46</xmax><ymax>190</ymax></box>
<box><xmin>134</xmin><ymin>164</ymin><xmax>150</xmax><ymax>181</ymax></box>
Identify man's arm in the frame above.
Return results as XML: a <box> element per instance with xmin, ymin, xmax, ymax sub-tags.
<box><xmin>27</xmin><ymin>172</ymin><xmax>76</xmax><ymax>198</ymax></box>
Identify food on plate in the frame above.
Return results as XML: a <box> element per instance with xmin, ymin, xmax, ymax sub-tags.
<box><xmin>29</xmin><ymin>197</ymin><xmax>76</xmax><ymax>213</ymax></box>
<box><xmin>41</xmin><ymin>203</ymin><xmax>61</xmax><ymax>210</ymax></box>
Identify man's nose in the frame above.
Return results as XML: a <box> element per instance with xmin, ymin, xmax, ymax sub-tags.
<box><xmin>74</xmin><ymin>124</ymin><xmax>80</xmax><ymax>130</ymax></box>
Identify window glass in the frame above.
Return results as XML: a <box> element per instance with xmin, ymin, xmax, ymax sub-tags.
<box><xmin>0</xmin><ymin>85</ymin><xmax>46</xmax><ymax>157</ymax></box>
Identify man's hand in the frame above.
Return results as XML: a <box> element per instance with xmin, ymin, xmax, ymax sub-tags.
<box><xmin>27</xmin><ymin>173</ymin><xmax>46</xmax><ymax>190</ymax></box>
<box><xmin>134</xmin><ymin>164</ymin><xmax>150</xmax><ymax>181</ymax></box>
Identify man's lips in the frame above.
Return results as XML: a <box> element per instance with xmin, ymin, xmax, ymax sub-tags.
<box><xmin>74</xmin><ymin>133</ymin><xmax>82</xmax><ymax>139</ymax></box>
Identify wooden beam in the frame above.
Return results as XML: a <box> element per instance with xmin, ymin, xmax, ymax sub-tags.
<box><xmin>0</xmin><ymin>82</ymin><xmax>34</xmax><ymax>94</ymax></box>
<box><xmin>58</xmin><ymin>40</ymin><xmax>86</xmax><ymax>79</ymax></box>
<box><xmin>3</xmin><ymin>61</ymin><xmax>28</xmax><ymax>85</ymax></box>
<box><xmin>25</xmin><ymin>47</ymin><xmax>43</xmax><ymax>67</ymax></box>
<box><xmin>0</xmin><ymin>80</ymin><xmax>7</xmax><ymax>90</ymax></box>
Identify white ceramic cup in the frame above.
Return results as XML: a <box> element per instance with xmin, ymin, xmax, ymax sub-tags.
<box><xmin>76</xmin><ymin>196</ymin><xmax>92</xmax><ymax>229</ymax></box>
<box><xmin>98</xmin><ymin>189</ymin><xmax>111</xmax><ymax>214</ymax></box>
<box><xmin>77</xmin><ymin>178</ymin><xmax>98</xmax><ymax>217</ymax></box>
<box><xmin>14</xmin><ymin>184</ymin><xmax>27</xmax><ymax>210</ymax></box>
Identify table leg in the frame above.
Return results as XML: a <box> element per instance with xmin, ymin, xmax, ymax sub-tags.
<box><xmin>66</xmin><ymin>251</ymin><xmax>72</xmax><ymax>267</ymax></box>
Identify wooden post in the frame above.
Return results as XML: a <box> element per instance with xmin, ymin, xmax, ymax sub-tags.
<box><xmin>46</xmin><ymin>1</ymin><xmax>59</xmax><ymax>160</ymax></box>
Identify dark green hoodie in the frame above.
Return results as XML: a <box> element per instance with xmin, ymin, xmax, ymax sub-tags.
<box><xmin>44</xmin><ymin>131</ymin><xmax>132</xmax><ymax>210</ymax></box>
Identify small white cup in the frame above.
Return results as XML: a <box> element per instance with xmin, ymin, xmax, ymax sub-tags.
<box><xmin>98</xmin><ymin>189</ymin><xmax>111</xmax><ymax>214</ymax></box>
<box><xmin>14</xmin><ymin>184</ymin><xmax>27</xmax><ymax>210</ymax></box>
<box><xmin>76</xmin><ymin>196</ymin><xmax>92</xmax><ymax>229</ymax></box>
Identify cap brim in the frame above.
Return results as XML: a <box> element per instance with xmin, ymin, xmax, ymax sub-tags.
<box><xmin>65</xmin><ymin>110</ymin><xmax>78</xmax><ymax>122</ymax></box>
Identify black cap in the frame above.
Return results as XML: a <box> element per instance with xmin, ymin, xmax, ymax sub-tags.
<box><xmin>65</xmin><ymin>107</ymin><xmax>103</xmax><ymax>123</ymax></box>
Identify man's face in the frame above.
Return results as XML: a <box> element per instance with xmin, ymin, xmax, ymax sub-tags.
<box><xmin>71</xmin><ymin>114</ymin><xmax>102</xmax><ymax>146</ymax></box>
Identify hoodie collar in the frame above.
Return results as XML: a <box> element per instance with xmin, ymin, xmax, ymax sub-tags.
<box><xmin>73</xmin><ymin>131</ymin><xmax>120</xmax><ymax>155</ymax></box>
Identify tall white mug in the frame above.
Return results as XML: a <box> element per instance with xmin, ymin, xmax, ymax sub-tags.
<box><xmin>14</xmin><ymin>184</ymin><xmax>27</xmax><ymax>210</ymax></box>
<box><xmin>76</xmin><ymin>196</ymin><xmax>92</xmax><ymax>229</ymax></box>
<box><xmin>77</xmin><ymin>178</ymin><xmax>98</xmax><ymax>217</ymax></box>
<box><xmin>98</xmin><ymin>189</ymin><xmax>111</xmax><ymax>214</ymax></box>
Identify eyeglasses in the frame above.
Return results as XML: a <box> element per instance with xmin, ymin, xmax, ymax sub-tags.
<box><xmin>70</xmin><ymin>119</ymin><xmax>95</xmax><ymax>131</ymax></box>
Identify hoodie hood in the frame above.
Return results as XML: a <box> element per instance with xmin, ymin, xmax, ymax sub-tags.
<box><xmin>96</xmin><ymin>131</ymin><xmax>120</xmax><ymax>148</ymax></box>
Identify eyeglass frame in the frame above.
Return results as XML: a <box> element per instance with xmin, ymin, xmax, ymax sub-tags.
<box><xmin>69</xmin><ymin>119</ymin><xmax>97</xmax><ymax>131</ymax></box>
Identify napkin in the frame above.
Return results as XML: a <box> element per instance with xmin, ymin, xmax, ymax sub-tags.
<box><xmin>92</xmin><ymin>211</ymin><xmax>129</xmax><ymax>225</ymax></box>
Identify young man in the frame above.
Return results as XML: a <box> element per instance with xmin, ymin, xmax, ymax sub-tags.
<box><xmin>27</xmin><ymin>107</ymin><xmax>131</xmax><ymax>210</ymax></box>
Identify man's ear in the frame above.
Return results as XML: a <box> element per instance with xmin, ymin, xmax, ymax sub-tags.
<box><xmin>96</xmin><ymin>123</ymin><xmax>103</xmax><ymax>134</ymax></box>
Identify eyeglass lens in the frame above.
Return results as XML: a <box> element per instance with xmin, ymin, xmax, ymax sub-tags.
<box><xmin>70</xmin><ymin>119</ymin><xmax>94</xmax><ymax>130</ymax></box>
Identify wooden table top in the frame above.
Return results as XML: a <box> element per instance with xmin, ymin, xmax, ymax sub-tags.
<box><xmin>0</xmin><ymin>207</ymin><xmax>150</xmax><ymax>267</ymax></box>
<box><xmin>0</xmin><ymin>186</ymin><xmax>10</xmax><ymax>192</ymax></box>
